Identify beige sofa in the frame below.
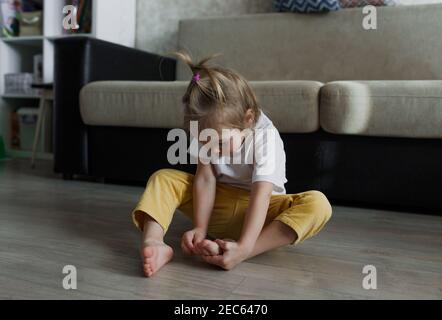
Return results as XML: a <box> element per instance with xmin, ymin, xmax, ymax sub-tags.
<box><xmin>78</xmin><ymin>4</ymin><xmax>442</xmax><ymax>211</ymax></box>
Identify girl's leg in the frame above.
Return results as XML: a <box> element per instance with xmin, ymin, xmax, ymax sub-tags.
<box><xmin>248</xmin><ymin>190</ymin><xmax>332</xmax><ymax>259</ymax></box>
<box><xmin>132</xmin><ymin>169</ymin><xmax>194</xmax><ymax>277</ymax></box>
<box><xmin>246</xmin><ymin>220</ymin><xmax>297</xmax><ymax>259</ymax></box>
<box><xmin>201</xmin><ymin>190</ymin><xmax>332</xmax><ymax>260</ymax></box>
<box><xmin>141</xmin><ymin>216</ymin><xmax>174</xmax><ymax>277</ymax></box>
<box><xmin>200</xmin><ymin>220</ymin><xmax>296</xmax><ymax>258</ymax></box>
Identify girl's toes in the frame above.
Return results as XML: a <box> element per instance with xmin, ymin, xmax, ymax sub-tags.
<box><xmin>201</xmin><ymin>241</ymin><xmax>213</xmax><ymax>255</ymax></box>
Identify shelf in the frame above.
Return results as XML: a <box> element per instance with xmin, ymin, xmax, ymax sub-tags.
<box><xmin>46</xmin><ymin>33</ymin><xmax>94</xmax><ymax>41</ymax></box>
<box><xmin>2</xmin><ymin>94</ymin><xmax>41</xmax><ymax>99</ymax></box>
<box><xmin>1</xmin><ymin>34</ymin><xmax>94</xmax><ymax>44</ymax></box>
<box><xmin>1</xmin><ymin>36</ymin><xmax>44</xmax><ymax>46</ymax></box>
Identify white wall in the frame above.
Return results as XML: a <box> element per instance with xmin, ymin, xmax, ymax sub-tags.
<box><xmin>135</xmin><ymin>0</ymin><xmax>273</xmax><ymax>55</ymax></box>
<box><xmin>135</xmin><ymin>0</ymin><xmax>442</xmax><ymax>55</ymax></box>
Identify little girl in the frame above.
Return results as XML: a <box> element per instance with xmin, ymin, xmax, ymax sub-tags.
<box><xmin>131</xmin><ymin>51</ymin><xmax>332</xmax><ymax>277</ymax></box>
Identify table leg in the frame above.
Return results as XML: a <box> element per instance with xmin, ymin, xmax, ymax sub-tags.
<box><xmin>31</xmin><ymin>97</ymin><xmax>46</xmax><ymax>168</ymax></box>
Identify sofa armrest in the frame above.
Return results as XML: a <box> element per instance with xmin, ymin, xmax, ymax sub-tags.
<box><xmin>320</xmin><ymin>80</ymin><xmax>442</xmax><ymax>139</ymax></box>
<box><xmin>53</xmin><ymin>37</ymin><xmax>176</xmax><ymax>177</ymax></box>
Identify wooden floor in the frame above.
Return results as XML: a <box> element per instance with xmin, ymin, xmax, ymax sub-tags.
<box><xmin>0</xmin><ymin>159</ymin><xmax>441</xmax><ymax>300</ymax></box>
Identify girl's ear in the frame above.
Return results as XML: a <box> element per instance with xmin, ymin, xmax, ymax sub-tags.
<box><xmin>244</xmin><ymin>108</ymin><xmax>255</xmax><ymax>126</ymax></box>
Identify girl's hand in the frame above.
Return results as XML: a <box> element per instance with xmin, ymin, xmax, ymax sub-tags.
<box><xmin>181</xmin><ymin>227</ymin><xmax>207</xmax><ymax>255</ymax></box>
<box><xmin>202</xmin><ymin>239</ymin><xmax>252</xmax><ymax>270</ymax></box>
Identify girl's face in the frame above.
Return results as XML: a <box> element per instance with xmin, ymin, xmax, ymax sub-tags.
<box><xmin>199</xmin><ymin>108</ymin><xmax>255</xmax><ymax>157</ymax></box>
<box><xmin>199</xmin><ymin>128</ymin><xmax>245</xmax><ymax>157</ymax></box>
<box><xmin>216</xmin><ymin>129</ymin><xmax>246</xmax><ymax>156</ymax></box>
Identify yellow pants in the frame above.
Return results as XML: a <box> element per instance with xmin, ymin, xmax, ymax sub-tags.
<box><xmin>132</xmin><ymin>169</ymin><xmax>332</xmax><ymax>245</ymax></box>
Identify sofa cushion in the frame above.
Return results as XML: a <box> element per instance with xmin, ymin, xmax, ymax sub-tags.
<box><xmin>80</xmin><ymin>80</ymin><xmax>323</xmax><ymax>133</ymax></box>
<box><xmin>320</xmin><ymin>81</ymin><xmax>442</xmax><ymax>138</ymax></box>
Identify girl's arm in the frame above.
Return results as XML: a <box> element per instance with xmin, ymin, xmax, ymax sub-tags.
<box><xmin>182</xmin><ymin>159</ymin><xmax>217</xmax><ymax>254</ymax></box>
<box><xmin>237</xmin><ymin>181</ymin><xmax>273</xmax><ymax>252</ymax></box>
<box><xmin>193</xmin><ymin>159</ymin><xmax>217</xmax><ymax>232</ymax></box>
<box><xmin>201</xmin><ymin>181</ymin><xmax>273</xmax><ymax>268</ymax></box>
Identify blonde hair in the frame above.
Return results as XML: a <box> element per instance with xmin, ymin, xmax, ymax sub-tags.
<box><xmin>170</xmin><ymin>50</ymin><xmax>261</xmax><ymax>134</ymax></box>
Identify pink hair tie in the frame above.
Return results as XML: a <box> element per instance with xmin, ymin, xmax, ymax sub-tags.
<box><xmin>192</xmin><ymin>72</ymin><xmax>200</xmax><ymax>82</ymax></box>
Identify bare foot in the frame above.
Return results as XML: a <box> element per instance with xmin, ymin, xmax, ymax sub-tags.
<box><xmin>197</xmin><ymin>239</ymin><xmax>222</xmax><ymax>256</ymax></box>
<box><xmin>141</xmin><ymin>240</ymin><xmax>174</xmax><ymax>277</ymax></box>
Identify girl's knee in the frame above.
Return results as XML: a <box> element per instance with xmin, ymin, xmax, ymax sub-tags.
<box><xmin>303</xmin><ymin>190</ymin><xmax>333</xmax><ymax>223</ymax></box>
<box><xmin>149</xmin><ymin>168</ymin><xmax>177</xmax><ymax>180</ymax></box>
<box><xmin>148</xmin><ymin>168</ymin><xmax>191</xmax><ymax>186</ymax></box>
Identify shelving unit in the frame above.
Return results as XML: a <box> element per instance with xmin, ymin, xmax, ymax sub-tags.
<box><xmin>0</xmin><ymin>0</ymin><xmax>136</xmax><ymax>160</ymax></box>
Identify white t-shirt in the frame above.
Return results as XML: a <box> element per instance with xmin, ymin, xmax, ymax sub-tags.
<box><xmin>188</xmin><ymin>110</ymin><xmax>287</xmax><ymax>195</ymax></box>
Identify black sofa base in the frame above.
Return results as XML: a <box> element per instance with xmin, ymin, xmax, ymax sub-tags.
<box><xmin>319</xmin><ymin>133</ymin><xmax>442</xmax><ymax>212</ymax></box>
<box><xmin>83</xmin><ymin>125</ymin><xmax>442</xmax><ymax>212</ymax></box>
